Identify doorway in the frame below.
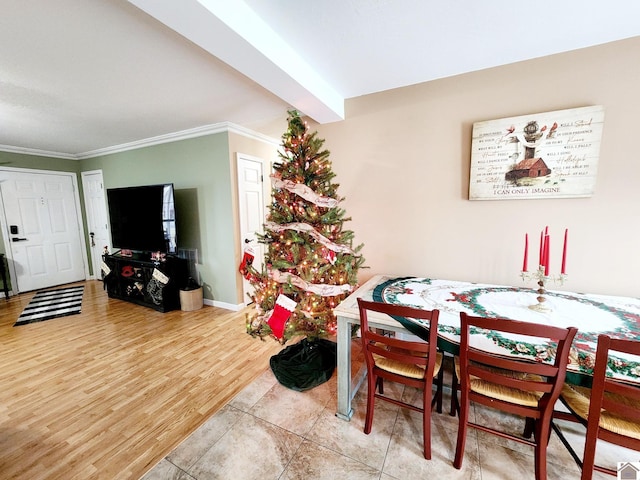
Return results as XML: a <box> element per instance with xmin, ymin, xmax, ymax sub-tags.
<box><xmin>0</xmin><ymin>168</ymin><xmax>88</xmax><ymax>293</ymax></box>
<box><xmin>236</xmin><ymin>153</ymin><xmax>270</xmax><ymax>305</ymax></box>
<box><xmin>81</xmin><ymin>170</ymin><xmax>110</xmax><ymax>280</ymax></box>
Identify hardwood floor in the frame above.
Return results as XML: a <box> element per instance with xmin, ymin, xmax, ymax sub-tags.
<box><xmin>0</xmin><ymin>281</ymin><xmax>283</xmax><ymax>479</ymax></box>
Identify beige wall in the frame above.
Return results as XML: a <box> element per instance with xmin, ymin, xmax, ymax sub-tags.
<box><xmin>311</xmin><ymin>37</ymin><xmax>640</xmax><ymax>297</ymax></box>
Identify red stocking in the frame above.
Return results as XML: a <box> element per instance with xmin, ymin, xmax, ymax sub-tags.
<box><xmin>267</xmin><ymin>294</ymin><xmax>297</xmax><ymax>340</ymax></box>
<box><xmin>239</xmin><ymin>247</ymin><xmax>255</xmax><ymax>277</ymax></box>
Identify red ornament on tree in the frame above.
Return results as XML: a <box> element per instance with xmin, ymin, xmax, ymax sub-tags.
<box><xmin>325</xmin><ymin>249</ymin><xmax>337</xmax><ymax>265</ymax></box>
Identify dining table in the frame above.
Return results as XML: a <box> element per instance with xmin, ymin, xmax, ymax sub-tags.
<box><xmin>334</xmin><ymin>274</ymin><xmax>640</xmax><ymax>421</ymax></box>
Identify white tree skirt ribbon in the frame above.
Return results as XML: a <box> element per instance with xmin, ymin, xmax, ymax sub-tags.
<box><xmin>271</xmin><ymin>174</ymin><xmax>339</xmax><ymax>208</ymax></box>
<box><xmin>269</xmin><ymin>268</ymin><xmax>353</xmax><ymax>296</ymax></box>
<box><xmin>264</xmin><ymin>221</ymin><xmax>355</xmax><ymax>255</ymax></box>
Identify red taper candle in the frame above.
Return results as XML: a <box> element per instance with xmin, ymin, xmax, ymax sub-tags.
<box><xmin>522</xmin><ymin>233</ymin><xmax>529</xmax><ymax>272</ymax></box>
<box><xmin>561</xmin><ymin>229</ymin><xmax>568</xmax><ymax>274</ymax></box>
<box><xmin>544</xmin><ymin>234</ymin><xmax>550</xmax><ymax>276</ymax></box>
<box><xmin>539</xmin><ymin>231</ymin><xmax>543</xmax><ymax>266</ymax></box>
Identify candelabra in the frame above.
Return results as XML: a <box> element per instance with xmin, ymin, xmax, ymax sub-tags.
<box><xmin>520</xmin><ymin>265</ymin><xmax>567</xmax><ymax>312</ymax></box>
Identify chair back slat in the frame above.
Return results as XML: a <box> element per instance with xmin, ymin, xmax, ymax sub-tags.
<box><xmin>358</xmin><ymin>298</ymin><xmax>439</xmax><ymax>378</ymax></box>
<box><xmin>358</xmin><ymin>298</ymin><xmax>440</xmax><ymax>346</ymax></box>
<box><xmin>605</xmin><ymin>380</ymin><xmax>640</xmax><ymax>400</ymax></box>
<box><xmin>590</xmin><ymin>334</ymin><xmax>640</xmax><ymax>425</ymax></box>
<box><xmin>468</xmin><ymin>350</ymin><xmax>559</xmax><ymax>377</ymax></box>
<box><xmin>367</xmin><ymin>330</ymin><xmax>430</xmax><ymax>353</ymax></box>
<box><xmin>600</xmin><ymin>398</ymin><xmax>640</xmax><ymax>422</ymax></box>
<box><xmin>368</xmin><ymin>341</ymin><xmax>431</xmax><ymax>367</ymax></box>
<box><xmin>460</xmin><ymin>312</ymin><xmax>578</xmax><ymax>400</ymax></box>
<box><xmin>465</xmin><ymin>314</ymin><xmax>571</xmax><ymax>346</ymax></box>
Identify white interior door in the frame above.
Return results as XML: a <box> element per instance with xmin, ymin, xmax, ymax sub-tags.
<box><xmin>81</xmin><ymin>170</ymin><xmax>110</xmax><ymax>280</ymax></box>
<box><xmin>237</xmin><ymin>153</ymin><xmax>268</xmax><ymax>305</ymax></box>
<box><xmin>0</xmin><ymin>170</ymin><xmax>87</xmax><ymax>292</ymax></box>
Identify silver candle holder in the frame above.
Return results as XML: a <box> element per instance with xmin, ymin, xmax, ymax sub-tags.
<box><xmin>520</xmin><ymin>265</ymin><xmax>567</xmax><ymax>312</ymax></box>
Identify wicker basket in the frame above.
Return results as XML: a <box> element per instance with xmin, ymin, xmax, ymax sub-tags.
<box><xmin>179</xmin><ymin>287</ymin><xmax>203</xmax><ymax>311</ymax></box>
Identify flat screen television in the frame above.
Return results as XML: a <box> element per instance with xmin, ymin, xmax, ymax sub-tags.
<box><xmin>107</xmin><ymin>183</ymin><xmax>177</xmax><ymax>254</ymax></box>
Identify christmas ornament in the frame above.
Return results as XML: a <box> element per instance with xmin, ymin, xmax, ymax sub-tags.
<box><xmin>325</xmin><ymin>249</ymin><xmax>337</xmax><ymax>265</ymax></box>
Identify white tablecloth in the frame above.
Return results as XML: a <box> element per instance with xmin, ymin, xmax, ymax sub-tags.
<box><xmin>374</xmin><ymin>277</ymin><xmax>640</xmax><ymax>384</ymax></box>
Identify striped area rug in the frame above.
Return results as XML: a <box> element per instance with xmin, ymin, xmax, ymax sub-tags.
<box><xmin>14</xmin><ymin>285</ymin><xmax>84</xmax><ymax>327</ymax></box>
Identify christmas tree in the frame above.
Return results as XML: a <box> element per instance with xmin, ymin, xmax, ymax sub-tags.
<box><xmin>243</xmin><ymin>110</ymin><xmax>365</xmax><ymax>344</ymax></box>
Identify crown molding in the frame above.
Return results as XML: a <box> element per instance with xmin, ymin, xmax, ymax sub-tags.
<box><xmin>0</xmin><ymin>144</ymin><xmax>78</xmax><ymax>160</ymax></box>
<box><xmin>76</xmin><ymin>122</ymin><xmax>279</xmax><ymax>159</ymax></box>
<box><xmin>0</xmin><ymin>122</ymin><xmax>279</xmax><ymax>161</ymax></box>
<box><xmin>223</xmin><ymin>122</ymin><xmax>280</xmax><ymax>147</ymax></box>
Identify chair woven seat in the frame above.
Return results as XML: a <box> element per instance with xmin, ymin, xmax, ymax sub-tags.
<box><xmin>375</xmin><ymin>350</ymin><xmax>443</xmax><ymax>379</ymax></box>
<box><xmin>561</xmin><ymin>383</ymin><xmax>640</xmax><ymax>440</ymax></box>
<box><xmin>454</xmin><ymin>357</ymin><xmax>544</xmax><ymax>407</ymax></box>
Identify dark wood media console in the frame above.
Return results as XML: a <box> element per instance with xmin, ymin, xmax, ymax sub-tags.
<box><xmin>103</xmin><ymin>252</ymin><xmax>188</xmax><ymax>312</ymax></box>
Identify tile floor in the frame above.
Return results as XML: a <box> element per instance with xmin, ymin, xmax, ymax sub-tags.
<box><xmin>142</xmin><ymin>351</ymin><xmax>636</xmax><ymax>480</ymax></box>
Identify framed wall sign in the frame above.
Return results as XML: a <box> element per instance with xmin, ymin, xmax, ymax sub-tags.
<box><xmin>469</xmin><ymin>105</ymin><xmax>605</xmax><ymax>200</ymax></box>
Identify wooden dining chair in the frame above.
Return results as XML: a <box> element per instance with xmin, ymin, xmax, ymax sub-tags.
<box><xmin>357</xmin><ymin>298</ymin><xmax>443</xmax><ymax>459</ymax></box>
<box><xmin>553</xmin><ymin>334</ymin><xmax>640</xmax><ymax>479</ymax></box>
<box><xmin>453</xmin><ymin>312</ymin><xmax>577</xmax><ymax>480</ymax></box>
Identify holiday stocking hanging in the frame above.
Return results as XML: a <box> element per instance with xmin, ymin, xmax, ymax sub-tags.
<box><xmin>267</xmin><ymin>294</ymin><xmax>298</xmax><ymax>340</ymax></box>
<box><xmin>239</xmin><ymin>246</ymin><xmax>255</xmax><ymax>278</ymax></box>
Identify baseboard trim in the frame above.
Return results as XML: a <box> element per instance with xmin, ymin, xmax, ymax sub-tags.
<box><xmin>206</xmin><ymin>298</ymin><xmax>245</xmax><ymax>311</ymax></box>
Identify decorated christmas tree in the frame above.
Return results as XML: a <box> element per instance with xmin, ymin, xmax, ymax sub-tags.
<box><xmin>242</xmin><ymin>110</ymin><xmax>365</xmax><ymax>345</ymax></box>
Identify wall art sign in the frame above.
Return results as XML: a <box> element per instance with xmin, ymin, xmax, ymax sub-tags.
<box><xmin>469</xmin><ymin>105</ymin><xmax>605</xmax><ymax>200</ymax></box>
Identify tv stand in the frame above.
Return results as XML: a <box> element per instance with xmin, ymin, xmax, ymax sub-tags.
<box><xmin>102</xmin><ymin>253</ymin><xmax>188</xmax><ymax>312</ymax></box>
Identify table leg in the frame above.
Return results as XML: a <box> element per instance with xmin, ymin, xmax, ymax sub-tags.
<box><xmin>336</xmin><ymin>314</ymin><xmax>354</xmax><ymax>420</ymax></box>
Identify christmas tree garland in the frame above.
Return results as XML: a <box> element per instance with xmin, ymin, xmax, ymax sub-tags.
<box><xmin>263</xmin><ymin>221</ymin><xmax>356</xmax><ymax>254</ymax></box>
<box><xmin>269</xmin><ymin>268</ymin><xmax>353</xmax><ymax>296</ymax></box>
<box><xmin>271</xmin><ymin>174</ymin><xmax>339</xmax><ymax>208</ymax></box>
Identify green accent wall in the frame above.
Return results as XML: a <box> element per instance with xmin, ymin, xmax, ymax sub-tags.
<box><xmin>0</xmin><ymin>151</ymin><xmax>81</xmax><ymax>173</ymax></box>
<box><xmin>0</xmin><ymin>130</ymin><xmax>276</xmax><ymax>306</ymax></box>
<box><xmin>81</xmin><ymin>132</ymin><xmax>237</xmax><ymax>304</ymax></box>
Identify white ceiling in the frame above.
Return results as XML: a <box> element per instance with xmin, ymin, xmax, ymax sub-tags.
<box><xmin>1</xmin><ymin>0</ymin><xmax>639</xmax><ymax>159</ymax></box>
